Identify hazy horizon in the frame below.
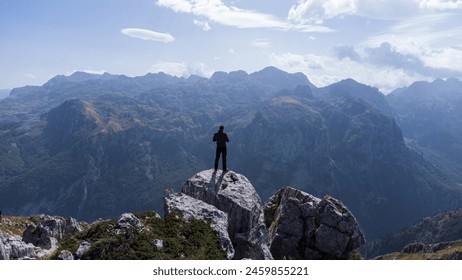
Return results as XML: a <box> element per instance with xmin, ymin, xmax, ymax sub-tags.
<box><xmin>1</xmin><ymin>0</ymin><xmax>462</xmax><ymax>93</ymax></box>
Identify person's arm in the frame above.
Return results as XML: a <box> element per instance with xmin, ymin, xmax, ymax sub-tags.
<box><xmin>213</xmin><ymin>133</ymin><xmax>217</xmax><ymax>142</ymax></box>
<box><xmin>225</xmin><ymin>134</ymin><xmax>229</xmax><ymax>142</ymax></box>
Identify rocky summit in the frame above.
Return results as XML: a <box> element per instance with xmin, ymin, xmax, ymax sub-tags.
<box><xmin>265</xmin><ymin>187</ymin><xmax>365</xmax><ymax>259</ymax></box>
<box><xmin>164</xmin><ymin>191</ymin><xmax>235</xmax><ymax>259</ymax></box>
<box><xmin>170</xmin><ymin>169</ymin><xmax>272</xmax><ymax>260</ymax></box>
<box><xmin>164</xmin><ymin>169</ymin><xmax>365</xmax><ymax>260</ymax></box>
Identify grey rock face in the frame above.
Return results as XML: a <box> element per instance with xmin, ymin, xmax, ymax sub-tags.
<box><xmin>76</xmin><ymin>240</ymin><xmax>91</xmax><ymax>259</ymax></box>
<box><xmin>164</xmin><ymin>191</ymin><xmax>235</xmax><ymax>259</ymax></box>
<box><xmin>57</xmin><ymin>250</ymin><xmax>74</xmax><ymax>260</ymax></box>
<box><xmin>181</xmin><ymin>169</ymin><xmax>272</xmax><ymax>260</ymax></box>
<box><xmin>0</xmin><ymin>232</ymin><xmax>37</xmax><ymax>260</ymax></box>
<box><xmin>402</xmin><ymin>240</ymin><xmax>459</xmax><ymax>254</ymax></box>
<box><xmin>152</xmin><ymin>239</ymin><xmax>165</xmax><ymax>250</ymax></box>
<box><xmin>264</xmin><ymin>187</ymin><xmax>365</xmax><ymax>259</ymax></box>
<box><xmin>116</xmin><ymin>213</ymin><xmax>143</xmax><ymax>229</ymax></box>
<box><xmin>22</xmin><ymin>215</ymin><xmax>82</xmax><ymax>248</ymax></box>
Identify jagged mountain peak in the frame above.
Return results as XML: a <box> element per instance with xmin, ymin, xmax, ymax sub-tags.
<box><xmin>317</xmin><ymin>78</ymin><xmax>393</xmax><ymax>116</ymax></box>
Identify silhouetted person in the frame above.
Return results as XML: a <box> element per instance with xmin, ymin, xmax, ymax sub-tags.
<box><xmin>213</xmin><ymin>125</ymin><xmax>229</xmax><ymax>172</ymax></box>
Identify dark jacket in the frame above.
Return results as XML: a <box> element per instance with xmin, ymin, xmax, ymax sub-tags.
<box><xmin>213</xmin><ymin>131</ymin><xmax>229</xmax><ymax>147</ymax></box>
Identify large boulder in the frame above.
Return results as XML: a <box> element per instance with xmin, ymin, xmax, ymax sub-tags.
<box><xmin>57</xmin><ymin>250</ymin><xmax>74</xmax><ymax>260</ymax></box>
<box><xmin>264</xmin><ymin>187</ymin><xmax>365</xmax><ymax>259</ymax></box>
<box><xmin>181</xmin><ymin>169</ymin><xmax>272</xmax><ymax>259</ymax></box>
<box><xmin>116</xmin><ymin>213</ymin><xmax>143</xmax><ymax>230</ymax></box>
<box><xmin>0</xmin><ymin>232</ymin><xmax>37</xmax><ymax>260</ymax></box>
<box><xmin>164</xmin><ymin>191</ymin><xmax>235</xmax><ymax>259</ymax></box>
<box><xmin>75</xmin><ymin>240</ymin><xmax>91</xmax><ymax>259</ymax></box>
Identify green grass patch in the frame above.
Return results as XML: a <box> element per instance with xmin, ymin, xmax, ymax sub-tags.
<box><xmin>53</xmin><ymin>211</ymin><xmax>227</xmax><ymax>260</ymax></box>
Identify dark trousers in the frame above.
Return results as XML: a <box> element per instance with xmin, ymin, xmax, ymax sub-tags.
<box><xmin>214</xmin><ymin>146</ymin><xmax>227</xmax><ymax>171</ymax></box>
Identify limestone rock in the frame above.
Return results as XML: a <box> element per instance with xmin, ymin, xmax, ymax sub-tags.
<box><xmin>35</xmin><ymin>237</ymin><xmax>59</xmax><ymax>259</ymax></box>
<box><xmin>181</xmin><ymin>169</ymin><xmax>272</xmax><ymax>260</ymax></box>
<box><xmin>0</xmin><ymin>232</ymin><xmax>37</xmax><ymax>260</ymax></box>
<box><xmin>264</xmin><ymin>187</ymin><xmax>365</xmax><ymax>259</ymax></box>
<box><xmin>152</xmin><ymin>239</ymin><xmax>165</xmax><ymax>250</ymax></box>
<box><xmin>57</xmin><ymin>250</ymin><xmax>74</xmax><ymax>260</ymax></box>
<box><xmin>116</xmin><ymin>213</ymin><xmax>143</xmax><ymax>229</ymax></box>
<box><xmin>164</xmin><ymin>191</ymin><xmax>235</xmax><ymax>259</ymax></box>
<box><xmin>23</xmin><ymin>215</ymin><xmax>82</xmax><ymax>248</ymax></box>
<box><xmin>76</xmin><ymin>240</ymin><xmax>91</xmax><ymax>259</ymax></box>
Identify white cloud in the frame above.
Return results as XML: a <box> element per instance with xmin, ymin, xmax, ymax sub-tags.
<box><xmin>193</xmin><ymin>19</ymin><xmax>211</xmax><ymax>30</ymax></box>
<box><xmin>269</xmin><ymin>52</ymin><xmax>429</xmax><ymax>93</ymax></box>
<box><xmin>288</xmin><ymin>0</ymin><xmax>462</xmax><ymax>23</ymax></box>
<box><xmin>156</xmin><ymin>0</ymin><xmax>333</xmax><ymax>32</ymax></box>
<box><xmin>421</xmin><ymin>46</ymin><xmax>462</xmax><ymax>72</ymax></box>
<box><xmin>121</xmin><ymin>28</ymin><xmax>175</xmax><ymax>43</ymax></box>
<box><xmin>149</xmin><ymin>61</ymin><xmax>213</xmax><ymax>77</ymax></box>
<box><xmin>361</xmin><ymin>13</ymin><xmax>462</xmax><ymax>73</ymax></box>
<box><xmin>364</xmin><ymin>13</ymin><xmax>462</xmax><ymax>49</ymax></box>
<box><xmin>250</xmin><ymin>38</ymin><xmax>272</xmax><ymax>48</ymax></box>
<box><xmin>288</xmin><ymin>0</ymin><xmax>357</xmax><ymax>24</ymax></box>
<box><xmin>417</xmin><ymin>0</ymin><xmax>462</xmax><ymax>10</ymax></box>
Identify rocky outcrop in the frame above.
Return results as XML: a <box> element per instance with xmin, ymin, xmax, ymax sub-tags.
<box><xmin>164</xmin><ymin>191</ymin><xmax>235</xmax><ymax>259</ymax></box>
<box><xmin>75</xmin><ymin>241</ymin><xmax>91</xmax><ymax>259</ymax></box>
<box><xmin>23</xmin><ymin>215</ymin><xmax>83</xmax><ymax>249</ymax></box>
<box><xmin>2</xmin><ymin>169</ymin><xmax>365</xmax><ymax>260</ymax></box>
<box><xmin>180</xmin><ymin>169</ymin><xmax>272</xmax><ymax>260</ymax></box>
<box><xmin>264</xmin><ymin>187</ymin><xmax>365</xmax><ymax>259</ymax></box>
<box><xmin>0</xmin><ymin>232</ymin><xmax>37</xmax><ymax>260</ymax></box>
<box><xmin>401</xmin><ymin>240</ymin><xmax>462</xmax><ymax>260</ymax></box>
<box><xmin>57</xmin><ymin>250</ymin><xmax>74</xmax><ymax>260</ymax></box>
<box><xmin>374</xmin><ymin>240</ymin><xmax>462</xmax><ymax>260</ymax></box>
<box><xmin>1</xmin><ymin>215</ymin><xmax>84</xmax><ymax>260</ymax></box>
<box><xmin>116</xmin><ymin>213</ymin><xmax>143</xmax><ymax>230</ymax></box>
<box><xmin>165</xmin><ymin>170</ymin><xmax>365</xmax><ymax>260</ymax></box>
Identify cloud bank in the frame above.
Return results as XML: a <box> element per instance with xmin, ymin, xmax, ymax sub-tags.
<box><xmin>288</xmin><ymin>0</ymin><xmax>462</xmax><ymax>23</ymax></box>
<box><xmin>156</xmin><ymin>0</ymin><xmax>333</xmax><ymax>32</ymax></box>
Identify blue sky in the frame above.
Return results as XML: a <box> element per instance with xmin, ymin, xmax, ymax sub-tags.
<box><xmin>1</xmin><ymin>0</ymin><xmax>462</xmax><ymax>93</ymax></box>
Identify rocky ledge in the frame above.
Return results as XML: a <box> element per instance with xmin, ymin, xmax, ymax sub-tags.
<box><xmin>1</xmin><ymin>169</ymin><xmax>365</xmax><ymax>260</ymax></box>
<box><xmin>265</xmin><ymin>187</ymin><xmax>365</xmax><ymax>259</ymax></box>
<box><xmin>164</xmin><ymin>169</ymin><xmax>365</xmax><ymax>260</ymax></box>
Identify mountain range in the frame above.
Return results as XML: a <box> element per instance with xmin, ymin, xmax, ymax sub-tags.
<box><xmin>1</xmin><ymin>67</ymin><xmax>461</xmax><ymax>241</ymax></box>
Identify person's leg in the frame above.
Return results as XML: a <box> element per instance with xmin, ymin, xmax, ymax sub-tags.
<box><xmin>222</xmin><ymin>147</ymin><xmax>227</xmax><ymax>171</ymax></box>
<box><xmin>214</xmin><ymin>147</ymin><xmax>220</xmax><ymax>171</ymax></box>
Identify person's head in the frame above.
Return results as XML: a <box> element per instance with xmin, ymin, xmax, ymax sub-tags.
<box><xmin>219</xmin><ymin>125</ymin><xmax>224</xmax><ymax>131</ymax></box>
